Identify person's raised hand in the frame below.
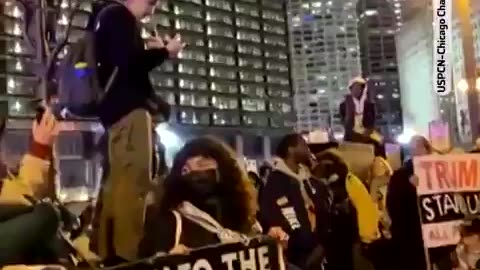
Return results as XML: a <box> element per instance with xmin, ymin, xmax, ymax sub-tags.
<box><xmin>268</xmin><ymin>226</ymin><xmax>289</xmax><ymax>249</ymax></box>
<box><xmin>146</xmin><ymin>36</ymin><xmax>166</xmax><ymax>49</ymax></box>
<box><xmin>32</xmin><ymin>108</ymin><xmax>59</xmax><ymax>147</ymax></box>
<box><xmin>164</xmin><ymin>33</ymin><xmax>186</xmax><ymax>58</ymax></box>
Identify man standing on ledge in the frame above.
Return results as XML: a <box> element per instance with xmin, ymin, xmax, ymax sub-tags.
<box><xmin>88</xmin><ymin>0</ymin><xmax>185</xmax><ymax>263</ymax></box>
<box><xmin>339</xmin><ymin>77</ymin><xmax>381</xmax><ymax>146</ymax></box>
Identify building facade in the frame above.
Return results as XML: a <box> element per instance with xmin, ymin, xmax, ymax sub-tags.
<box><xmin>287</xmin><ymin>0</ymin><xmax>362</xmax><ymax>134</ymax></box>
<box><xmin>357</xmin><ymin>0</ymin><xmax>403</xmax><ymax>139</ymax></box>
<box><xmin>396</xmin><ymin>1</ymin><xmax>480</xmax><ymax>144</ymax></box>
<box><xmin>1</xmin><ymin>0</ymin><xmax>294</xmax><ymax>199</ymax></box>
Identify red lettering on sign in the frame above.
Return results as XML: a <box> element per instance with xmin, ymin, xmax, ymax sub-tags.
<box><xmin>420</xmin><ymin>161</ymin><xmax>433</xmax><ymax>190</ymax></box>
<box><xmin>434</xmin><ymin>161</ymin><xmax>449</xmax><ymax>189</ymax></box>
<box><xmin>459</xmin><ymin>160</ymin><xmax>477</xmax><ymax>188</ymax></box>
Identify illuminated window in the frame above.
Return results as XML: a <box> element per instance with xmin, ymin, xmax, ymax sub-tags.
<box><xmin>174</xmin><ymin>5</ymin><xmax>202</xmax><ymax>18</ymax></box>
<box><xmin>241</xmin><ymin>84</ymin><xmax>265</xmax><ymax>98</ymax></box>
<box><xmin>209</xmin><ymin>67</ymin><xmax>236</xmax><ymax>80</ymax></box>
<box><xmin>179</xmin><ymin>93</ymin><xmax>209</xmax><ymax>107</ymax></box>
<box><xmin>265</xmin><ymin>50</ymin><xmax>287</xmax><ymax>59</ymax></box>
<box><xmin>207</xmin><ymin>25</ymin><xmax>234</xmax><ymax>38</ymax></box>
<box><xmin>208</xmin><ymin>39</ymin><xmax>235</xmax><ymax>52</ymax></box>
<box><xmin>262</xmin><ymin>10</ymin><xmax>284</xmax><ymax>22</ymax></box>
<box><xmin>180</xmin><ymin>110</ymin><xmax>210</xmax><ymax>125</ymax></box>
<box><xmin>236</xmin><ymin>17</ymin><xmax>260</xmax><ymax>30</ymax></box>
<box><xmin>179</xmin><ymin>49</ymin><xmax>206</xmax><ymax>61</ymax></box>
<box><xmin>242</xmin><ymin>114</ymin><xmax>268</xmax><ymax>126</ymax></box>
<box><xmin>237</xmin><ymin>30</ymin><xmax>261</xmax><ymax>43</ymax></box>
<box><xmin>213</xmin><ymin>112</ymin><xmax>240</xmax><ymax>125</ymax></box>
<box><xmin>238</xmin><ymin>44</ymin><xmax>262</xmax><ymax>56</ymax></box>
<box><xmin>211</xmin><ymin>82</ymin><xmax>238</xmax><ymax>94</ymax></box>
<box><xmin>178</xmin><ymin>63</ymin><xmax>207</xmax><ymax>76</ymax></box>
<box><xmin>263</xmin><ymin>23</ymin><xmax>285</xmax><ymax>35</ymax></box>
<box><xmin>209</xmin><ymin>53</ymin><xmax>235</xmax><ymax>65</ymax></box>
<box><xmin>269</xmin><ymin>101</ymin><xmax>292</xmax><ymax>113</ymax></box>
<box><xmin>151</xmin><ymin>76</ymin><xmax>174</xmax><ymax>88</ymax></box>
<box><xmin>264</xmin><ymin>35</ymin><xmax>286</xmax><ymax>46</ymax></box>
<box><xmin>235</xmin><ymin>3</ymin><xmax>259</xmax><ymax>17</ymax></box>
<box><xmin>206</xmin><ymin>0</ymin><xmax>231</xmax><ymax>11</ymax></box>
<box><xmin>239</xmin><ymin>58</ymin><xmax>263</xmax><ymax>69</ymax></box>
<box><xmin>242</xmin><ymin>98</ymin><xmax>266</xmax><ymax>111</ymax></box>
<box><xmin>206</xmin><ymin>11</ymin><xmax>232</xmax><ymax>24</ymax></box>
<box><xmin>267</xmin><ymin>75</ymin><xmax>289</xmax><ymax>85</ymax></box>
<box><xmin>239</xmin><ymin>71</ymin><xmax>264</xmax><ymax>83</ymax></box>
<box><xmin>179</xmin><ymin>78</ymin><xmax>208</xmax><ymax>90</ymax></box>
<box><xmin>211</xmin><ymin>96</ymin><xmax>238</xmax><ymax>110</ymax></box>
<box><xmin>175</xmin><ymin>19</ymin><xmax>203</xmax><ymax>32</ymax></box>
<box><xmin>156</xmin><ymin>91</ymin><xmax>176</xmax><ymax>105</ymax></box>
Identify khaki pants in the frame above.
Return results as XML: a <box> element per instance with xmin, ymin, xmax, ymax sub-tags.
<box><xmin>95</xmin><ymin>109</ymin><xmax>153</xmax><ymax>261</ymax></box>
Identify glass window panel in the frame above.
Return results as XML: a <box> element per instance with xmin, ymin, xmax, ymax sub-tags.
<box><xmin>179</xmin><ymin>49</ymin><xmax>206</xmax><ymax>61</ymax></box>
<box><xmin>178</xmin><ymin>63</ymin><xmax>207</xmax><ymax>76</ymax></box>
<box><xmin>179</xmin><ymin>93</ymin><xmax>209</xmax><ymax>107</ymax></box>
<box><xmin>180</xmin><ymin>110</ymin><xmax>210</xmax><ymax>125</ymax></box>
<box><xmin>206</xmin><ymin>11</ymin><xmax>233</xmax><ymax>24</ymax></box>
<box><xmin>264</xmin><ymin>35</ymin><xmax>286</xmax><ymax>46</ymax></box>
<box><xmin>264</xmin><ymin>49</ymin><xmax>288</xmax><ymax>59</ymax></box>
<box><xmin>213</xmin><ymin>112</ymin><xmax>240</xmax><ymax>126</ymax></box>
<box><xmin>209</xmin><ymin>67</ymin><xmax>236</xmax><ymax>80</ymax></box>
<box><xmin>208</xmin><ymin>39</ymin><xmax>235</xmax><ymax>52</ymax></box>
<box><xmin>235</xmin><ymin>3</ymin><xmax>259</xmax><ymax>17</ymax></box>
<box><xmin>266</xmin><ymin>60</ymin><xmax>289</xmax><ymax>72</ymax></box>
<box><xmin>156</xmin><ymin>90</ymin><xmax>176</xmax><ymax>105</ymax></box>
<box><xmin>267</xmin><ymin>75</ymin><xmax>289</xmax><ymax>85</ymax></box>
<box><xmin>240</xmin><ymin>71</ymin><xmax>264</xmax><ymax>82</ymax></box>
<box><xmin>236</xmin><ymin>17</ymin><xmax>260</xmax><ymax>30</ymax></box>
<box><xmin>262</xmin><ymin>0</ymin><xmax>283</xmax><ymax>9</ymax></box>
<box><xmin>211</xmin><ymin>82</ymin><xmax>238</xmax><ymax>94</ymax></box>
<box><xmin>269</xmin><ymin>101</ymin><xmax>292</xmax><ymax>113</ymax></box>
<box><xmin>240</xmin><ymin>84</ymin><xmax>265</xmax><ymax>97</ymax></box>
<box><xmin>263</xmin><ymin>23</ymin><xmax>285</xmax><ymax>35</ymax></box>
<box><xmin>179</xmin><ymin>78</ymin><xmax>208</xmax><ymax>90</ymax></box>
<box><xmin>209</xmin><ymin>53</ymin><xmax>235</xmax><ymax>65</ymax></box>
<box><xmin>5</xmin><ymin>76</ymin><xmax>36</xmax><ymax>96</ymax></box>
<box><xmin>237</xmin><ymin>30</ymin><xmax>261</xmax><ymax>43</ymax></box>
<box><xmin>238</xmin><ymin>44</ymin><xmax>262</xmax><ymax>56</ymax></box>
<box><xmin>211</xmin><ymin>96</ymin><xmax>238</xmax><ymax>110</ymax></box>
<box><xmin>242</xmin><ymin>114</ymin><xmax>268</xmax><ymax>126</ymax></box>
<box><xmin>207</xmin><ymin>25</ymin><xmax>234</xmax><ymax>37</ymax></box>
<box><xmin>175</xmin><ymin>19</ymin><xmax>203</xmax><ymax>32</ymax></box>
<box><xmin>8</xmin><ymin>97</ymin><xmax>36</xmax><ymax>117</ymax></box>
<box><xmin>206</xmin><ymin>0</ymin><xmax>231</xmax><ymax>11</ymax></box>
<box><xmin>262</xmin><ymin>10</ymin><xmax>285</xmax><ymax>22</ymax></box>
<box><xmin>242</xmin><ymin>98</ymin><xmax>266</xmax><ymax>112</ymax></box>
<box><xmin>239</xmin><ymin>57</ymin><xmax>263</xmax><ymax>69</ymax></box>
<box><xmin>174</xmin><ymin>4</ymin><xmax>203</xmax><ymax>18</ymax></box>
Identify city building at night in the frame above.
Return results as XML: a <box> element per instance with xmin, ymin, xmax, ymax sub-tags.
<box><xmin>357</xmin><ymin>0</ymin><xmax>403</xmax><ymax>140</ymax></box>
<box><xmin>287</xmin><ymin>0</ymin><xmax>362</xmax><ymax>134</ymax></box>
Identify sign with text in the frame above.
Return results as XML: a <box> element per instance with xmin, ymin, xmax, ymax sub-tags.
<box><xmin>150</xmin><ymin>238</ymin><xmax>284</xmax><ymax>270</ymax></box>
<box><xmin>414</xmin><ymin>154</ymin><xmax>480</xmax><ymax>248</ymax></box>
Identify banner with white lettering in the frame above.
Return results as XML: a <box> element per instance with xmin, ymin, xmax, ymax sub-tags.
<box><xmin>146</xmin><ymin>238</ymin><xmax>284</xmax><ymax>270</ymax></box>
<box><xmin>414</xmin><ymin>154</ymin><xmax>480</xmax><ymax>248</ymax></box>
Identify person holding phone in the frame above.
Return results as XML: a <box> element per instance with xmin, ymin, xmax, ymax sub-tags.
<box><xmin>86</xmin><ymin>0</ymin><xmax>185</xmax><ymax>264</ymax></box>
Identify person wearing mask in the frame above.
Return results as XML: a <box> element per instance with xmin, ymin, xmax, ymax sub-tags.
<box><xmin>387</xmin><ymin>135</ymin><xmax>455</xmax><ymax>270</ymax></box>
<box><xmin>87</xmin><ymin>0</ymin><xmax>185</xmax><ymax>263</ymax></box>
<box><xmin>0</xmin><ymin>109</ymin><xmax>62</xmax><ymax>267</ymax></box>
<box><xmin>313</xmin><ymin>149</ymin><xmax>380</xmax><ymax>270</ymax></box>
<box><xmin>260</xmin><ymin>134</ymin><xmax>330</xmax><ymax>270</ymax></box>
<box><xmin>139</xmin><ymin>136</ymin><xmax>287</xmax><ymax>257</ymax></box>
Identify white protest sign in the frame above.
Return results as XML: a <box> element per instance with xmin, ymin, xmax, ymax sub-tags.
<box><xmin>414</xmin><ymin>154</ymin><xmax>480</xmax><ymax>248</ymax></box>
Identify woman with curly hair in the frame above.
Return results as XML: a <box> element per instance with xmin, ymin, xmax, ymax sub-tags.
<box><xmin>138</xmin><ymin>136</ymin><xmax>286</xmax><ymax>256</ymax></box>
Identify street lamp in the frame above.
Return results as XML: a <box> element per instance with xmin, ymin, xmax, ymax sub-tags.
<box><xmin>457</xmin><ymin>77</ymin><xmax>480</xmax><ymax>92</ymax></box>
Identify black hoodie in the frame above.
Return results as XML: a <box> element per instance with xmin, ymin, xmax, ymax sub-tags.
<box><xmin>87</xmin><ymin>1</ymin><xmax>171</xmax><ymax>127</ymax></box>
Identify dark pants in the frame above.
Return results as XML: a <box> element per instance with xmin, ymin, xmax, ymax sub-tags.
<box><xmin>0</xmin><ymin>203</ymin><xmax>60</xmax><ymax>266</ymax></box>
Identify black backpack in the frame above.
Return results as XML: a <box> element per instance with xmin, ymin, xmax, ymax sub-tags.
<box><xmin>57</xmin><ymin>2</ymin><xmax>121</xmax><ymax>118</ymax></box>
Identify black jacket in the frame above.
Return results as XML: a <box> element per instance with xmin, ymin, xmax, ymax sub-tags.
<box><xmin>387</xmin><ymin>160</ymin><xmax>427</xmax><ymax>270</ymax></box>
<box><xmin>88</xmin><ymin>2</ymin><xmax>171</xmax><ymax>127</ymax></box>
<box><xmin>259</xmin><ymin>169</ymin><xmax>329</xmax><ymax>269</ymax></box>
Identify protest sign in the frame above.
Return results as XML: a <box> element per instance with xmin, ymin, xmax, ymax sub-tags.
<box><xmin>414</xmin><ymin>154</ymin><xmax>480</xmax><ymax>248</ymax></box>
<box><xmin>147</xmin><ymin>238</ymin><xmax>284</xmax><ymax>270</ymax></box>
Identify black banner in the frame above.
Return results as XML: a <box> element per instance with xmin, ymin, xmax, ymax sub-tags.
<box><xmin>419</xmin><ymin>191</ymin><xmax>480</xmax><ymax>224</ymax></box>
<box><xmin>146</xmin><ymin>238</ymin><xmax>283</xmax><ymax>270</ymax></box>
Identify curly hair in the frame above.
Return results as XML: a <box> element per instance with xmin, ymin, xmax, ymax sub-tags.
<box><xmin>160</xmin><ymin>136</ymin><xmax>257</xmax><ymax>234</ymax></box>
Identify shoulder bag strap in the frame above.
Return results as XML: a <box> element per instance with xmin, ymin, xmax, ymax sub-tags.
<box><xmin>172</xmin><ymin>210</ymin><xmax>182</xmax><ymax>247</ymax></box>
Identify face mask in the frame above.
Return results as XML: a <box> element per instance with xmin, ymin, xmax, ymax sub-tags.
<box><xmin>181</xmin><ymin>169</ymin><xmax>220</xmax><ymax>200</ymax></box>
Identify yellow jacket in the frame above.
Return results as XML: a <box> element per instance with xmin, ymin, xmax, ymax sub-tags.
<box><xmin>316</xmin><ymin>148</ymin><xmax>381</xmax><ymax>243</ymax></box>
<box><xmin>0</xmin><ymin>144</ymin><xmax>52</xmax><ymax>205</ymax></box>
<box><xmin>346</xmin><ymin>173</ymin><xmax>381</xmax><ymax>243</ymax></box>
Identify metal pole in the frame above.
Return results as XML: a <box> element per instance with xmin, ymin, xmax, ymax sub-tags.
<box><xmin>455</xmin><ymin>0</ymin><xmax>479</xmax><ymax>143</ymax></box>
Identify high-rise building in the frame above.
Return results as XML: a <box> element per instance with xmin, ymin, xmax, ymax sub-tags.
<box><xmin>287</xmin><ymin>0</ymin><xmax>362</xmax><ymax>134</ymax></box>
<box><xmin>1</xmin><ymin>0</ymin><xmax>294</xmax><ymax>159</ymax></box>
<box><xmin>357</xmin><ymin>0</ymin><xmax>403</xmax><ymax>139</ymax></box>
